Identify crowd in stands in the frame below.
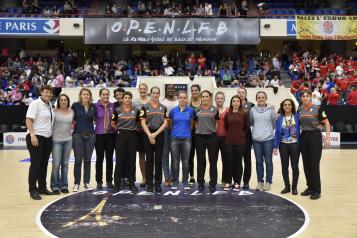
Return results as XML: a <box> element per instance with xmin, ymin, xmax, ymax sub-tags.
<box><xmin>287</xmin><ymin>52</ymin><xmax>357</xmax><ymax>106</ymax></box>
<box><xmin>105</xmin><ymin>0</ymin><xmax>250</xmax><ymax>17</ymax></box>
<box><xmin>1</xmin><ymin>43</ymin><xmax>356</xmax><ymax>106</ymax></box>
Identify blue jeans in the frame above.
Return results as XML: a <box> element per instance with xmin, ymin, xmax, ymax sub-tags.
<box><xmin>51</xmin><ymin>140</ymin><xmax>72</xmax><ymax>191</ymax></box>
<box><xmin>162</xmin><ymin>129</ymin><xmax>173</xmax><ymax>180</ymax></box>
<box><xmin>73</xmin><ymin>133</ymin><xmax>96</xmax><ymax>185</ymax></box>
<box><xmin>252</xmin><ymin>139</ymin><xmax>274</xmax><ymax>183</ymax></box>
<box><xmin>171</xmin><ymin>138</ymin><xmax>191</xmax><ymax>186</ymax></box>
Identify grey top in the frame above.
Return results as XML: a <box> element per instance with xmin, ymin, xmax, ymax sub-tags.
<box><xmin>112</xmin><ymin>105</ymin><xmax>140</xmax><ymax>131</ymax></box>
<box><xmin>53</xmin><ymin>110</ymin><xmax>74</xmax><ymax>142</ymax></box>
<box><xmin>298</xmin><ymin>104</ymin><xmax>326</xmax><ymax>131</ymax></box>
<box><xmin>250</xmin><ymin>105</ymin><xmax>276</xmax><ymax>142</ymax></box>
<box><xmin>140</xmin><ymin>103</ymin><xmax>168</xmax><ymax>130</ymax></box>
<box><xmin>194</xmin><ymin>106</ymin><xmax>219</xmax><ymax>135</ymax></box>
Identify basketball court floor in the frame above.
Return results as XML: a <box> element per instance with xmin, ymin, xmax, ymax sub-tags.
<box><xmin>0</xmin><ymin>148</ymin><xmax>356</xmax><ymax>238</ymax></box>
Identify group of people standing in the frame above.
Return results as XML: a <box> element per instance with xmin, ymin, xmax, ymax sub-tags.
<box><xmin>25</xmin><ymin>83</ymin><xmax>330</xmax><ymax>201</ymax></box>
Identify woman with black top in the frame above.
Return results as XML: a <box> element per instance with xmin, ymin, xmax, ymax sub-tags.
<box><xmin>194</xmin><ymin>90</ymin><xmax>219</xmax><ymax>193</ymax></box>
<box><xmin>112</xmin><ymin>91</ymin><xmax>140</xmax><ymax>191</ymax></box>
<box><xmin>141</xmin><ymin>87</ymin><xmax>168</xmax><ymax>193</ymax></box>
<box><xmin>189</xmin><ymin>84</ymin><xmax>201</xmax><ymax>187</ymax></box>
<box><xmin>299</xmin><ymin>90</ymin><xmax>330</xmax><ymax>200</ymax></box>
<box><xmin>224</xmin><ymin>96</ymin><xmax>249</xmax><ymax>191</ymax></box>
<box><xmin>273</xmin><ymin>99</ymin><xmax>300</xmax><ymax>195</ymax></box>
<box><xmin>133</xmin><ymin>83</ymin><xmax>150</xmax><ymax>187</ymax></box>
<box><xmin>72</xmin><ymin>88</ymin><xmax>96</xmax><ymax>192</ymax></box>
<box><xmin>113</xmin><ymin>87</ymin><xmax>129</xmax><ymax>187</ymax></box>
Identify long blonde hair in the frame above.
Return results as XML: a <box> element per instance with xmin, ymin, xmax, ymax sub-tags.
<box><xmin>78</xmin><ymin>87</ymin><xmax>93</xmax><ymax>106</ymax></box>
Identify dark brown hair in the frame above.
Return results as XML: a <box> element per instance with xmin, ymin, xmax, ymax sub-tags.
<box><xmin>40</xmin><ymin>85</ymin><xmax>53</xmax><ymax>92</ymax></box>
<box><xmin>279</xmin><ymin>99</ymin><xmax>296</xmax><ymax>115</ymax></box>
<box><xmin>56</xmin><ymin>94</ymin><xmax>70</xmax><ymax>109</ymax></box>
<box><xmin>229</xmin><ymin>95</ymin><xmax>244</xmax><ymax>113</ymax></box>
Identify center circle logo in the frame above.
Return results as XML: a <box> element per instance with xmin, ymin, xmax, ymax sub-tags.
<box><xmin>38</xmin><ymin>188</ymin><xmax>309</xmax><ymax>238</ymax></box>
<box><xmin>43</xmin><ymin>20</ymin><xmax>60</xmax><ymax>34</ymax></box>
<box><xmin>322</xmin><ymin>21</ymin><xmax>334</xmax><ymax>34</ymax></box>
<box><xmin>5</xmin><ymin>135</ymin><xmax>15</xmax><ymax>144</ymax></box>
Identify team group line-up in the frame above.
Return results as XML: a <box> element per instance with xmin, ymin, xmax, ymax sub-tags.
<box><xmin>25</xmin><ymin>83</ymin><xmax>330</xmax><ymax>201</ymax></box>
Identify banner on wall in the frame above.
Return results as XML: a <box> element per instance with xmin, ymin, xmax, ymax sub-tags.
<box><xmin>296</xmin><ymin>15</ymin><xmax>357</xmax><ymax>40</ymax></box>
<box><xmin>0</xmin><ymin>18</ymin><xmax>60</xmax><ymax>35</ymax></box>
<box><xmin>3</xmin><ymin>132</ymin><xmax>27</xmax><ymax>147</ymax></box>
<box><xmin>322</xmin><ymin>132</ymin><xmax>340</xmax><ymax>147</ymax></box>
<box><xmin>85</xmin><ymin>18</ymin><xmax>260</xmax><ymax>44</ymax></box>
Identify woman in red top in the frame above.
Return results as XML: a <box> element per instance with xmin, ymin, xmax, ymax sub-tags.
<box><xmin>327</xmin><ymin>88</ymin><xmax>340</xmax><ymax>105</ymax></box>
<box><xmin>215</xmin><ymin>92</ymin><xmax>228</xmax><ymax>188</ymax></box>
<box><xmin>223</xmin><ymin>96</ymin><xmax>249</xmax><ymax>191</ymax></box>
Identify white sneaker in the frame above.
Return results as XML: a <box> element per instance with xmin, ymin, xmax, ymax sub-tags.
<box><xmin>264</xmin><ymin>182</ymin><xmax>271</xmax><ymax>191</ymax></box>
<box><xmin>223</xmin><ymin>183</ymin><xmax>231</xmax><ymax>191</ymax></box>
<box><xmin>256</xmin><ymin>182</ymin><xmax>264</xmax><ymax>191</ymax></box>
<box><xmin>84</xmin><ymin>183</ymin><xmax>91</xmax><ymax>190</ymax></box>
<box><xmin>73</xmin><ymin>184</ymin><xmax>80</xmax><ymax>192</ymax></box>
<box><xmin>233</xmin><ymin>183</ymin><xmax>241</xmax><ymax>192</ymax></box>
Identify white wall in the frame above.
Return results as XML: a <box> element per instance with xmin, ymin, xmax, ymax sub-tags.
<box><xmin>61</xmin><ymin>76</ymin><xmax>296</xmax><ymax>109</ymax></box>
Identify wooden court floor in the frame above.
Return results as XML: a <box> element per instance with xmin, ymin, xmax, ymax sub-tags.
<box><xmin>0</xmin><ymin>148</ymin><xmax>356</xmax><ymax>238</ymax></box>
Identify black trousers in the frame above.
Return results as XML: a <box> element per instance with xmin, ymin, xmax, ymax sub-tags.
<box><xmin>300</xmin><ymin>130</ymin><xmax>322</xmax><ymax>194</ymax></box>
<box><xmin>279</xmin><ymin>142</ymin><xmax>300</xmax><ymax>188</ymax></box>
<box><xmin>224</xmin><ymin>144</ymin><xmax>245</xmax><ymax>184</ymax></box>
<box><xmin>144</xmin><ymin>131</ymin><xmax>164</xmax><ymax>186</ymax></box>
<box><xmin>26</xmin><ymin>134</ymin><xmax>53</xmax><ymax>193</ymax></box>
<box><xmin>195</xmin><ymin>134</ymin><xmax>218</xmax><ymax>187</ymax></box>
<box><xmin>114</xmin><ymin>130</ymin><xmax>137</xmax><ymax>186</ymax></box>
<box><xmin>95</xmin><ymin>134</ymin><xmax>115</xmax><ymax>184</ymax></box>
<box><xmin>242</xmin><ymin>130</ymin><xmax>252</xmax><ymax>185</ymax></box>
<box><xmin>189</xmin><ymin>131</ymin><xmax>196</xmax><ymax>178</ymax></box>
<box><xmin>217</xmin><ymin>136</ymin><xmax>227</xmax><ymax>183</ymax></box>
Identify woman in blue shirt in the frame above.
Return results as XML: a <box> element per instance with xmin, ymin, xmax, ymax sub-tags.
<box><xmin>169</xmin><ymin>91</ymin><xmax>195</xmax><ymax>190</ymax></box>
<box><xmin>71</xmin><ymin>88</ymin><xmax>96</xmax><ymax>192</ymax></box>
<box><xmin>273</xmin><ymin>99</ymin><xmax>300</xmax><ymax>195</ymax></box>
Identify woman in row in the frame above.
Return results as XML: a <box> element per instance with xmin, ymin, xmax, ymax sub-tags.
<box><xmin>250</xmin><ymin>91</ymin><xmax>276</xmax><ymax>192</ymax></box>
<box><xmin>71</xmin><ymin>88</ymin><xmax>96</xmax><ymax>192</ymax></box>
<box><xmin>132</xmin><ymin>83</ymin><xmax>150</xmax><ymax>187</ymax></box>
<box><xmin>141</xmin><ymin>87</ymin><xmax>168</xmax><ymax>192</ymax></box>
<box><xmin>94</xmin><ymin>88</ymin><xmax>116</xmax><ymax>189</ymax></box>
<box><xmin>161</xmin><ymin>84</ymin><xmax>178</xmax><ymax>187</ymax></box>
<box><xmin>223</xmin><ymin>96</ymin><xmax>250</xmax><ymax>191</ymax></box>
<box><xmin>51</xmin><ymin>94</ymin><xmax>73</xmax><ymax>194</ymax></box>
<box><xmin>170</xmin><ymin>91</ymin><xmax>195</xmax><ymax>190</ymax></box>
<box><xmin>188</xmin><ymin>84</ymin><xmax>201</xmax><ymax>186</ymax></box>
<box><xmin>194</xmin><ymin>90</ymin><xmax>220</xmax><ymax>192</ymax></box>
<box><xmin>111</xmin><ymin>91</ymin><xmax>140</xmax><ymax>191</ymax></box>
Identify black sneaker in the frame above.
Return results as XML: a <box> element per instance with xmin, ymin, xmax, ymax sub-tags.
<box><xmin>243</xmin><ymin>184</ymin><xmax>249</xmax><ymax>189</ymax></box>
<box><xmin>30</xmin><ymin>192</ymin><xmax>42</xmax><ymax>200</ymax></box>
<box><xmin>61</xmin><ymin>188</ymin><xmax>69</xmax><ymax>193</ymax></box>
<box><xmin>301</xmin><ymin>188</ymin><xmax>313</xmax><ymax>196</ymax></box>
<box><xmin>129</xmin><ymin>184</ymin><xmax>138</xmax><ymax>192</ymax></box>
<box><xmin>189</xmin><ymin>178</ymin><xmax>195</xmax><ymax>187</ymax></box>
<box><xmin>147</xmin><ymin>185</ymin><xmax>153</xmax><ymax>193</ymax></box>
<box><xmin>198</xmin><ymin>184</ymin><xmax>204</xmax><ymax>192</ymax></box>
<box><xmin>155</xmin><ymin>185</ymin><xmax>162</xmax><ymax>193</ymax></box>
<box><xmin>310</xmin><ymin>192</ymin><xmax>321</xmax><ymax>200</ymax></box>
<box><xmin>280</xmin><ymin>186</ymin><xmax>291</xmax><ymax>194</ymax></box>
<box><xmin>292</xmin><ymin>187</ymin><xmax>298</xmax><ymax>195</ymax></box>
<box><xmin>39</xmin><ymin>188</ymin><xmax>54</xmax><ymax>195</ymax></box>
<box><xmin>52</xmin><ymin>190</ymin><xmax>60</xmax><ymax>195</ymax></box>
<box><xmin>209</xmin><ymin>186</ymin><xmax>216</xmax><ymax>193</ymax></box>
<box><xmin>97</xmin><ymin>183</ymin><xmax>103</xmax><ymax>189</ymax></box>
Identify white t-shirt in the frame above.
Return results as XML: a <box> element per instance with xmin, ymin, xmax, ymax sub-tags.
<box><xmin>271</xmin><ymin>79</ymin><xmax>280</xmax><ymax>87</ymax></box>
<box><xmin>162</xmin><ymin>98</ymin><xmax>179</xmax><ymax>113</ymax></box>
<box><xmin>26</xmin><ymin>98</ymin><xmax>54</xmax><ymax>137</ymax></box>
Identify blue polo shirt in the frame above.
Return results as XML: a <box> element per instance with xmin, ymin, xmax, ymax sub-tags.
<box><xmin>170</xmin><ymin>106</ymin><xmax>195</xmax><ymax>139</ymax></box>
